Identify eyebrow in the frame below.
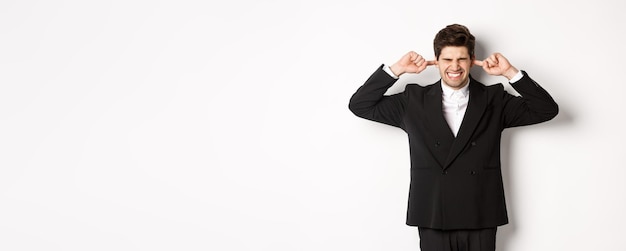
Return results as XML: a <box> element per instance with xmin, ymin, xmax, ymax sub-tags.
<box><xmin>441</xmin><ymin>57</ymin><xmax>469</xmax><ymax>60</ymax></box>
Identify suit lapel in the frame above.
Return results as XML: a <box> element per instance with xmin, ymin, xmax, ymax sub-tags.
<box><xmin>443</xmin><ymin>79</ymin><xmax>487</xmax><ymax>169</ymax></box>
<box><xmin>424</xmin><ymin>81</ymin><xmax>454</xmax><ymax>168</ymax></box>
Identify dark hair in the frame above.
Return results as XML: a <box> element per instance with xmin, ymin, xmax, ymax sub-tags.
<box><xmin>433</xmin><ymin>24</ymin><xmax>475</xmax><ymax>59</ymax></box>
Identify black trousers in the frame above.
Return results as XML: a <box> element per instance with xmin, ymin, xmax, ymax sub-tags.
<box><xmin>418</xmin><ymin>227</ymin><xmax>497</xmax><ymax>251</ymax></box>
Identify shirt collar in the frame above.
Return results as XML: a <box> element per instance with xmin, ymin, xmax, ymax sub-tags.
<box><xmin>441</xmin><ymin>79</ymin><xmax>470</xmax><ymax>98</ymax></box>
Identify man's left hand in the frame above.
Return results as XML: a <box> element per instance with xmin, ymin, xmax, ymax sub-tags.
<box><xmin>473</xmin><ymin>53</ymin><xmax>519</xmax><ymax>80</ymax></box>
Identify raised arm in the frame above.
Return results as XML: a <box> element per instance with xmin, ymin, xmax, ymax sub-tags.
<box><xmin>474</xmin><ymin>53</ymin><xmax>559</xmax><ymax>127</ymax></box>
<box><xmin>349</xmin><ymin>52</ymin><xmax>435</xmax><ymax>128</ymax></box>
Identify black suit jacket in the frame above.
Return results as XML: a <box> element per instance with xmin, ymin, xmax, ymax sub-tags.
<box><xmin>349</xmin><ymin>65</ymin><xmax>558</xmax><ymax>230</ymax></box>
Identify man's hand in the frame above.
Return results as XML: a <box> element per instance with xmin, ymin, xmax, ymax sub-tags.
<box><xmin>473</xmin><ymin>53</ymin><xmax>519</xmax><ymax>80</ymax></box>
<box><xmin>390</xmin><ymin>51</ymin><xmax>436</xmax><ymax>77</ymax></box>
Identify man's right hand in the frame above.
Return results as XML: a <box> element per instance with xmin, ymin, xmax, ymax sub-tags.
<box><xmin>389</xmin><ymin>51</ymin><xmax>436</xmax><ymax>77</ymax></box>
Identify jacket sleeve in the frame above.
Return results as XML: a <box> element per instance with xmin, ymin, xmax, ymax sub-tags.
<box><xmin>502</xmin><ymin>71</ymin><xmax>559</xmax><ymax>128</ymax></box>
<box><xmin>348</xmin><ymin>65</ymin><xmax>407</xmax><ymax>129</ymax></box>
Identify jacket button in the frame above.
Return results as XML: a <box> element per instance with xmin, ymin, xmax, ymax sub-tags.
<box><xmin>470</xmin><ymin>171</ymin><xmax>477</xmax><ymax>175</ymax></box>
<box><xmin>442</xmin><ymin>170</ymin><xmax>448</xmax><ymax>175</ymax></box>
<box><xmin>471</xmin><ymin>141</ymin><xmax>477</xmax><ymax>146</ymax></box>
<box><xmin>435</xmin><ymin>142</ymin><xmax>440</xmax><ymax>147</ymax></box>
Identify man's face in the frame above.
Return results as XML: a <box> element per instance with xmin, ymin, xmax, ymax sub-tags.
<box><xmin>436</xmin><ymin>46</ymin><xmax>474</xmax><ymax>90</ymax></box>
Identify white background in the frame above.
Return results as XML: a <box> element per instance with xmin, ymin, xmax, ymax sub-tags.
<box><xmin>0</xmin><ymin>0</ymin><xmax>624</xmax><ymax>250</ymax></box>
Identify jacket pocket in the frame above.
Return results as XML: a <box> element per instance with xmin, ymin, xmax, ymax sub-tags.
<box><xmin>412</xmin><ymin>165</ymin><xmax>432</xmax><ymax>170</ymax></box>
<box><xmin>483</xmin><ymin>165</ymin><xmax>500</xmax><ymax>170</ymax></box>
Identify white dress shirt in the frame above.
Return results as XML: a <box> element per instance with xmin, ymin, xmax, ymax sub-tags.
<box><xmin>441</xmin><ymin>81</ymin><xmax>469</xmax><ymax>137</ymax></box>
<box><xmin>382</xmin><ymin>64</ymin><xmax>524</xmax><ymax>137</ymax></box>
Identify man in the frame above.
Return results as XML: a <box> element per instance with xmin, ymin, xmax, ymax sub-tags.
<box><xmin>348</xmin><ymin>24</ymin><xmax>558</xmax><ymax>251</ymax></box>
